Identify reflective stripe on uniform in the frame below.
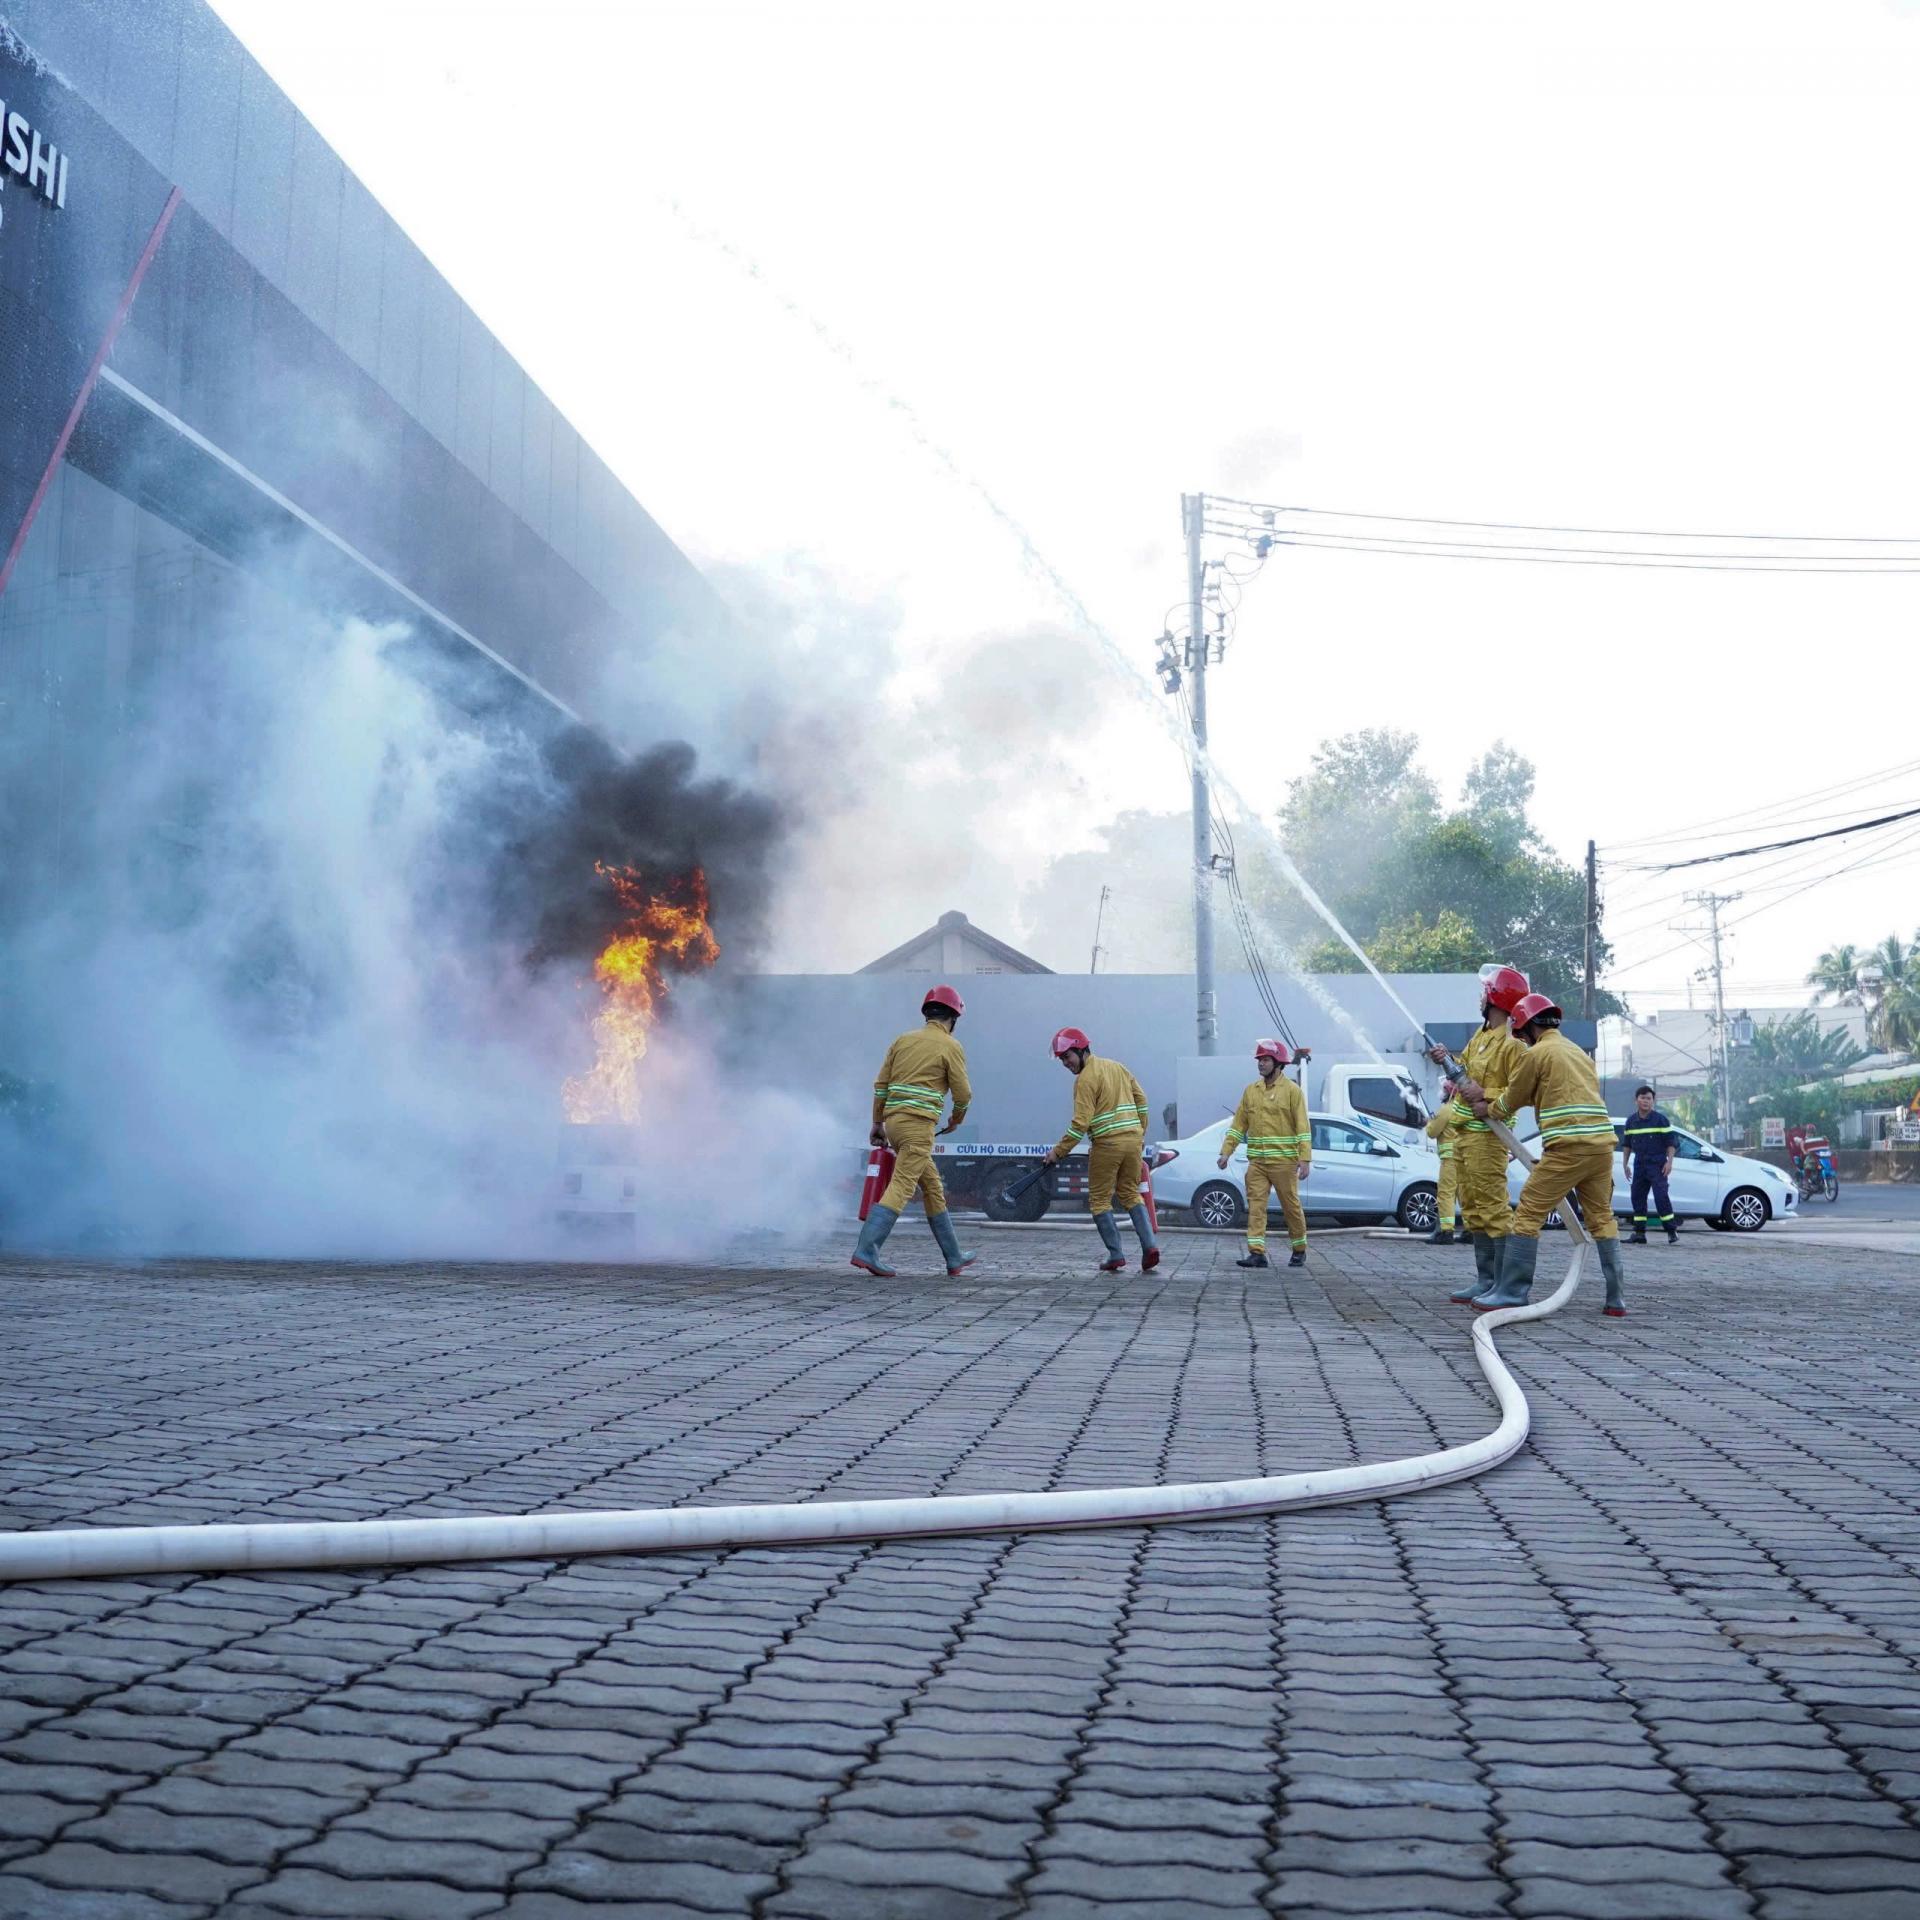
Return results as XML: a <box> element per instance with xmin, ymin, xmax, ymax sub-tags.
<box><xmin>1538</xmin><ymin>1102</ymin><xmax>1615</xmax><ymax>1143</ymax></box>
<box><xmin>883</xmin><ymin>1082</ymin><xmax>945</xmax><ymax>1114</ymax></box>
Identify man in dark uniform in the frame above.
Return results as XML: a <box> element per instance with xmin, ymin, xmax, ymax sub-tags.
<box><xmin>1622</xmin><ymin>1085</ymin><xmax>1678</xmax><ymax>1245</ymax></box>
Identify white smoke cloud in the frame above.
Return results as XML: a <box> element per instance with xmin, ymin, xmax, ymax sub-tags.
<box><xmin>0</xmin><ymin>582</ymin><xmax>850</xmax><ymax>1260</ymax></box>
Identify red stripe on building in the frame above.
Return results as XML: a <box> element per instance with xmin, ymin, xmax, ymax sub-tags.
<box><xmin>0</xmin><ymin>184</ymin><xmax>183</xmax><ymax>601</ymax></box>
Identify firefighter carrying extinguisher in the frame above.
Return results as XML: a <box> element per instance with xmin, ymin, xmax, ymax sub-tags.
<box><xmin>1042</xmin><ymin>1029</ymin><xmax>1159</xmax><ymax>1273</ymax></box>
<box><xmin>850</xmin><ymin>985</ymin><xmax>977</xmax><ymax>1279</ymax></box>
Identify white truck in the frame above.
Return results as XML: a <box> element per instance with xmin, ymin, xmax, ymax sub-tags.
<box><xmin>1174</xmin><ymin>1051</ymin><xmax>1434</xmax><ymax>1149</ymax></box>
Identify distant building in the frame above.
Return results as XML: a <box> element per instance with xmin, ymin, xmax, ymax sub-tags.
<box><xmin>1598</xmin><ymin>1004</ymin><xmax>1871</xmax><ymax>1092</ymax></box>
<box><xmin>857</xmin><ymin>910</ymin><xmax>1053</xmax><ymax>977</ymax></box>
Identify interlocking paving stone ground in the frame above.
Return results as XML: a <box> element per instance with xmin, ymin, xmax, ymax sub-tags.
<box><xmin>0</xmin><ymin>1225</ymin><xmax>1917</xmax><ymax>1918</ymax></box>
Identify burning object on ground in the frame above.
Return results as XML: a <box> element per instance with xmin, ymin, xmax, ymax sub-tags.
<box><xmin>556</xmin><ymin>862</ymin><xmax>718</xmax><ymax>1240</ymax></box>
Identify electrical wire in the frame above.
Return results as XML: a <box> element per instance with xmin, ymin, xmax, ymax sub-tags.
<box><xmin>1204</xmin><ymin>495</ymin><xmax>1920</xmax><ymax>547</ymax></box>
<box><xmin>1597</xmin><ymin>755</ymin><xmax>1920</xmax><ymax>854</ymax></box>
<box><xmin>1233</xmin><ymin>529</ymin><xmax>1920</xmax><ymax>577</ymax></box>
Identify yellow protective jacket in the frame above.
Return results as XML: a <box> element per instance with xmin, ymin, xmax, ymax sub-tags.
<box><xmin>1493</xmin><ymin>1030</ymin><xmax>1613</xmax><ymax>1146</ymax></box>
<box><xmin>1052</xmin><ymin>1055</ymin><xmax>1150</xmax><ymax>1158</ymax></box>
<box><xmin>872</xmin><ymin>1021</ymin><xmax>972</xmax><ymax>1129</ymax></box>
<box><xmin>1424</xmin><ymin>1105</ymin><xmax>1457</xmax><ymax>1160</ymax></box>
<box><xmin>1451</xmin><ymin>1021</ymin><xmax>1524</xmax><ymax>1135</ymax></box>
<box><xmin>1224</xmin><ymin>1074</ymin><xmax>1312</xmax><ymax>1166</ymax></box>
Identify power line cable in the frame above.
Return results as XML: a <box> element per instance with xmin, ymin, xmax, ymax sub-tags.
<box><xmin>1623</xmin><ymin>804</ymin><xmax>1920</xmax><ymax>873</ymax></box>
<box><xmin>1205</xmin><ymin>495</ymin><xmax>1920</xmax><ymax>547</ymax></box>
<box><xmin>1237</xmin><ymin>530</ymin><xmax>1920</xmax><ymax>577</ymax></box>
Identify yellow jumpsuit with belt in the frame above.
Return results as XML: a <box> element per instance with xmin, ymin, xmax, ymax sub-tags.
<box><xmin>1425</xmin><ymin>1106</ymin><xmax>1463</xmax><ymax>1232</ymax></box>
<box><xmin>872</xmin><ymin>1022</ymin><xmax>972</xmax><ymax>1213</ymax></box>
<box><xmin>1491</xmin><ymin>1031</ymin><xmax>1619</xmax><ymax>1240</ymax></box>
<box><xmin>1052</xmin><ymin>1055</ymin><xmax>1150</xmax><ymax>1213</ymax></box>
<box><xmin>1452</xmin><ymin>1021</ymin><xmax>1523</xmax><ymax>1240</ymax></box>
<box><xmin>1225</xmin><ymin>1076</ymin><xmax>1312</xmax><ymax>1253</ymax></box>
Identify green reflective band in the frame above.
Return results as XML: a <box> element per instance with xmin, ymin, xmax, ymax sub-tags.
<box><xmin>1088</xmin><ymin>1107</ymin><xmax>1145</xmax><ymax>1137</ymax></box>
<box><xmin>1539</xmin><ymin>1103</ymin><xmax>1611</xmax><ymax>1118</ymax></box>
<box><xmin>1622</xmin><ymin>1125</ymin><xmax>1672</xmax><ymax>1137</ymax></box>
<box><xmin>883</xmin><ymin>1083</ymin><xmax>943</xmax><ymax>1112</ymax></box>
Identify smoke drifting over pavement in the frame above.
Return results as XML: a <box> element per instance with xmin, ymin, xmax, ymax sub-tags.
<box><xmin>0</xmin><ymin>578</ymin><xmax>832</xmax><ymax>1260</ymax></box>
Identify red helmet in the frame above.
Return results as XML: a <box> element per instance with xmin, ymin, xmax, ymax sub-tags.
<box><xmin>922</xmin><ymin>984</ymin><xmax>965</xmax><ymax>1017</ymax></box>
<box><xmin>1254</xmin><ymin>1037</ymin><xmax>1292</xmax><ymax>1066</ymax></box>
<box><xmin>1480</xmin><ymin>964</ymin><xmax>1531</xmax><ymax>1014</ymax></box>
<box><xmin>1051</xmin><ymin>1027</ymin><xmax>1092</xmax><ymax>1058</ymax></box>
<box><xmin>1509</xmin><ymin>991</ymin><xmax>1562</xmax><ymax>1030</ymax></box>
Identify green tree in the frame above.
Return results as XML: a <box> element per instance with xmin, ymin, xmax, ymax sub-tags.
<box><xmin>1302</xmin><ymin>908</ymin><xmax>1489</xmax><ymax>974</ymax></box>
<box><xmin>1805</xmin><ymin>943</ymin><xmax>1862</xmax><ymax>1004</ymax></box>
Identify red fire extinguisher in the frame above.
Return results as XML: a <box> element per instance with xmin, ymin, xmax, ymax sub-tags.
<box><xmin>859</xmin><ymin>1145</ymin><xmax>897</xmax><ymax>1221</ymax></box>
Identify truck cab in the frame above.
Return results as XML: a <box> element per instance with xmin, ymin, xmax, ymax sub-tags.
<box><xmin>1174</xmin><ymin>1052</ymin><xmax>1431</xmax><ymax>1150</ymax></box>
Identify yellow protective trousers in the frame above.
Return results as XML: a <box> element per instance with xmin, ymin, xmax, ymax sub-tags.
<box><xmin>1456</xmin><ymin>1128</ymin><xmax>1513</xmax><ymax>1239</ymax></box>
<box><xmin>1511</xmin><ymin>1138</ymin><xmax>1618</xmax><ymax>1240</ymax></box>
<box><xmin>1435</xmin><ymin>1144</ymin><xmax>1462</xmax><ymax>1230</ymax></box>
<box><xmin>1246</xmin><ymin>1161</ymin><xmax>1306</xmax><ymax>1252</ymax></box>
<box><xmin>881</xmin><ymin>1114</ymin><xmax>946</xmax><ymax>1215</ymax></box>
<box><xmin>1087</xmin><ymin>1132</ymin><xmax>1144</xmax><ymax>1214</ymax></box>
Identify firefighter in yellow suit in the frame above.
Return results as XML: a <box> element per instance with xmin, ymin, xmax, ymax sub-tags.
<box><xmin>1219</xmin><ymin>1037</ymin><xmax>1312</xmax><ymax>1269</ymax></box>
<box><xmin>850</xmin><ymin>984</ymin><xmax>977</xmax><ymax>1279</ymax></box>
<box><xmin>1423</xmin><ymin>1103</ymin><xmax>1465</xmax><ymax>1243</ymax></box>
<box><xmin>1459</xmin><ymin>992</ymin><xmax>1627</xmax><ymax>1318</ymax></box>
<box><xmin>1428</xmin><ymin>964</ymin><xmax>1531</xmax><ymax>1306</ymax></box>
<box><xmin>1043</xmin><ymin>1028</ymin><xmax>1158</xmax><ymax>1272</ymax></box>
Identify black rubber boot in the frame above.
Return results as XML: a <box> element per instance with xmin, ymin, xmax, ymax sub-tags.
<box><xmin>1627</xmin><ymin>1227</ymin><xmax>1648</xmax><ymax>1246</ymax></box>
<box><xmin>1425</xmin><ymin>1228</ymin><xmax>1456</xmax><ymax>1245</ymax></box>
<box><xmin>1126</xmin><ymin>1203</ymin><xmax>1161</xmax><ymax>1271</ymax></box>
<box><xmin>850</xmin><ymin>1204</ymin><xmax>900</xmax><ymax>1277</ymax></box>
<box><xmin>1095</xmin><ymin>1211</ymin><xmax>1127</xmax><ymax>1273</ymax></box>
<box><xmin>1473</xmin><ymin>1234</ymin><xmax>1539</xmax><ymax>1312</ymax></box>
<box><xmin>1452</xmin><ymin>1233</ymin><xmax>1496</xmax><ymax>1304</ymax></box>
<box><xmin>1236</xmin><ymin>1249</ymin><xmax>1269</xmax><ymax>1269</ymax></box>
<box><xmin>1664</xmin><ymin>1223</ymin><xmax>1679</xmax><ymax>1244</ymax></box>
<box><xmin>1287</xmin><ymin>1248</ymin><xmax>1307</xmax><ymax>1269</ymax></box>
<box><xmin>928</xmin><ymin>1210</ymin><xmax>976</xmax><ymax>1276</ymax></box>
<box><xmin>1599</xmin><ymin>1237</ymin><xmax>1627</xmax><ymax>1317</ymax></box>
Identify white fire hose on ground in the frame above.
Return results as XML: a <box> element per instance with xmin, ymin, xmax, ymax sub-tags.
<box><xmin>0</xmin><ymin>1124</ymin><xmax>1584</xmax><ymax>1585</ymax></box>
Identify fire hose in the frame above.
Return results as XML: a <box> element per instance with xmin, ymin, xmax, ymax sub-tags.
<box><xmin>0</xmin><ymin>1121</ymin><xmax>1581</xmax><ymax>1584</ymax></box>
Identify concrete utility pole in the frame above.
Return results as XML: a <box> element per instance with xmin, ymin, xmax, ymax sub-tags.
<box><xmin>1583</xmin><ymin>839</ymin><xmax>1598</xmax><ymax>1019</ymax></box>
<box><xmin>1183</xmin><ymin>492</ymin><xmax>1217</xmax><ymax>1055</ymax></box>
<box><xmin>1686</xmin><ymin>890</ymin><xmax>1741</xmax><ymax>1141</ymax></box>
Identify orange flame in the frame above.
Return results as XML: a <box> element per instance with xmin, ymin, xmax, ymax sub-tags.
<box><xmin>563</xmin><ymin>863</ymin><xmax>719</xmax><ymax>1124</ymax></box>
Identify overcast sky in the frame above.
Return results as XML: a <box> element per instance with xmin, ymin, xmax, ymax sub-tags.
<box><xmin>211</xmin><ymin>0</ymin><xmax>1920</xmax><ymax>1007</ymax></box>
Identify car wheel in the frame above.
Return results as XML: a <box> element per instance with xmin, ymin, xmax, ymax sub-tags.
<box><xmin>981</xmin><ymin>1165</ymin><xmax>1051</xmax><ymax>1223</ymax></box>
<box><xmin>1190</xmin><ymin>1181</ymin><xmax>1246</xmax><ymax>1231</ymax></box>
<box><xmin>1398</xmin><ymin>1183</ymin><xmax>1439</xmax><ymax>1233</ymax></box>
<box><xmin>1724</xmin><ymin>1187</ymin><xmax>1770</xmax><ymax>1233</ymax></box>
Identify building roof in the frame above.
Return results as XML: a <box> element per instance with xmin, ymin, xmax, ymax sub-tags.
<box><xmin>857</xmin><ymin>910</ymin><xmax>1054</xmax><ymax>977</ymax></box>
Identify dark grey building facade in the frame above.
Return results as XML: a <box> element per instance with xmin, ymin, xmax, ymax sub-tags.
<box><xmin>1</xmin><ymin>0</ymin><xmax>719</xmax><ymax>903</ymax></box>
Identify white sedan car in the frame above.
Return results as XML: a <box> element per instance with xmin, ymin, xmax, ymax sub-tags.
<box><xmin>1504</xmin><ymin>1118</ymin><xmax>1798</xmax><ymax>1233</ymax></box>
<box><xmin>1154</xmin><ymin>1114</ymin><xmax>1443</xmax><ymax>1233</ymax></box>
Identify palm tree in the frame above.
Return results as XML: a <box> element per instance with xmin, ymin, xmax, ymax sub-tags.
<box><xmin>1860</xmin><ymin>931</ymin><xmax>1920</xmax><ymax>1054</ymax></box>
<box><xmin>1806</xmin><ymin>944</ymin><xmax>1862</xmax><ymax>1004</ymax></box>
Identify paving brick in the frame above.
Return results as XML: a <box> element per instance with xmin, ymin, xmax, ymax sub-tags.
<box><xmin>8</xmin><ymin>1235</ymin><xmax>1920</xmax><ymax>1920</ymax></box>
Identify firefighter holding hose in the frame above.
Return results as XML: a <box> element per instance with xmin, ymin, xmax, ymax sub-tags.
<box><xmin>1428</xmin><ymin>964</ymin><xmax>1531</xmax><ymax>1306</ymax></box>
<box><xmin>1042</xmin><ymin>1029</ymin><xmax>1159</xmax><ymax>1272</ymax></box>
<box><xmin>1220</xmin><ymin>1038</ymin><xmax>1312</xmax><ymax>1269</ymax></box>
<box><xmin>850</xmin><ymin>985</ymin><xmax>977</xmax><ymax>1279</ymax></box>
<box><xmin>1457</xmin><ymin>991</ymin><xmax>1628</xmax><ymax>1318</ymax></box>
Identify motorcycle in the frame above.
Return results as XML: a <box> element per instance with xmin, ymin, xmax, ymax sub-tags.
<box><xmin>1795</xmin><ymin>1151</ymin><xmax>1840</xmax><ymax>1204</ymax></box>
